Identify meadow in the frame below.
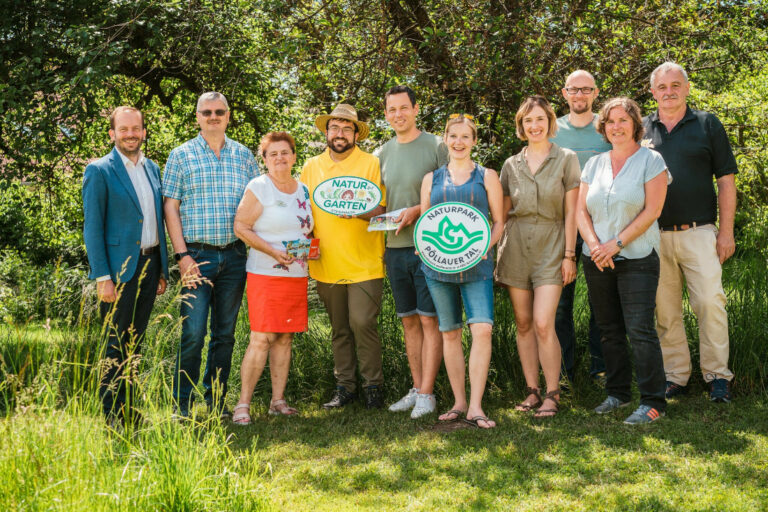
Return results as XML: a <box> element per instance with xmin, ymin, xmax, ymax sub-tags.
<box><xmin>1</xmin><ymin>257</ymin><xmax>767</xmax><ymax>511</ymax></box>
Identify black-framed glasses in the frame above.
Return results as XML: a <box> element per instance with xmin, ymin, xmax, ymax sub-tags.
<box><xmin>565</xmin><ymin>87</ymin><xmax>595</xmax><ymax>95</ymax></box>
<box><xmin>198</xmin><ymin>109</ymin><xmax>228</xmax><ymax>117</ymax></box>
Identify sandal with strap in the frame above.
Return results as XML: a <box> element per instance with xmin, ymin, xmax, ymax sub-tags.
<box><xmin>534</xmin><ymin>389</ymin><xmax>561</xmax><ymax>419</ymax></box>
<box><xmin>515</xmin><ymin>386</ymin><xmax>542</xmax><ymax>412</ymax></box>
<box><xmin>269</xmin><ymin>399</ymin><xmax>299</xmax><ymax>416</ymax></box>
<box><xmin>232</xmin><ymin>403</ymin><xmax>252</xmax><ymax>426</ymax></box>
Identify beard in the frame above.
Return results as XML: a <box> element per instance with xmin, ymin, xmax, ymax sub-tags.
<box><xmin>328</xmin><ymin>136</ymin><xmax>354</xmax><ymax>154</ymax></box>
<box><xmin>570</xmin><ymin>102</ymin><xmax>591</xmax><ymax>115</ymax></box>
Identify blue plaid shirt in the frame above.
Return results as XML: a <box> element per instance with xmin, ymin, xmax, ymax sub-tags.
<box><xmin>163</xmin><ymin>134</ymin><xmax>260</xmax><ymax>245</ymax></box>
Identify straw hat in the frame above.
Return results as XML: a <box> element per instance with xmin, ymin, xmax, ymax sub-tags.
<box><xmin>314</xmin><ymin>103</ymin><xmax>370</xmax><ymax>141</ymax></box>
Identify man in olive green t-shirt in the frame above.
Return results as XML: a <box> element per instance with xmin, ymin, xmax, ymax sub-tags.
<box><xmin>375</xmin><ymin>85</ymin><xmax>448</xmax><ymax>419</ymax></box>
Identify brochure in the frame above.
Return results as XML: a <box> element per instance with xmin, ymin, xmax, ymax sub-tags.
<box><xmin>367</xmin><ymin>208</ymin><xmax>407</xmax><ymax>231</ymax></box>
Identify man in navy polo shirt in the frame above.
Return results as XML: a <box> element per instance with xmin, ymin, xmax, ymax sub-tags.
<box><xmin>642</xmin><ymin>62</ymin><xmax>737</xmax><ymax>403</ymax></box>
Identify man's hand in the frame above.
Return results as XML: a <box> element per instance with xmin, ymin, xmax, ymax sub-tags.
<box><xmin>157</xmin><ymin>277</ymin><xmax>167</xmax><ymax>295</ymax></box>
<box><xmin>394</xmin><ymin>206</ymin><xmax>422</xmax><ymax>235</ymax></box>
<box><xmin>716</xmin><ymin>230</ymin><xmax>735</xmax><ymax>264</ymax></box>
<box><xmin>97</xmin><ymin>280</ymin><xmax>117</xmax><ymax>303</ymax></box>
<box><xmin>179</xmin><ymin>255</ymin><xmax>202</xmax><ymax>289</ymax></box>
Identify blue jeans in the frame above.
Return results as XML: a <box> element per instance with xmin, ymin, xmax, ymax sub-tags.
<box><xmin>174</xmin><ymin>243</ymin><xmax>247</xmax><ymax>413</ymax></box>
<box><xmin>583</xmin><ymin>251</ymin><xmax>666</xmax><ymax>411</ymax></box>
<box><xmin>384</xmin><ymin>247</ymin><xmax>436</xmax><ymax>317</ymax></box>
<box><xmin>555</xmin><ymin>234</ymin><xmax>605</xmax><ymax>381</ymax></box>
<box><xmin>424</xmin><ymin>277</ymin><xmax>494</xmax><ymax>332</ymax></box>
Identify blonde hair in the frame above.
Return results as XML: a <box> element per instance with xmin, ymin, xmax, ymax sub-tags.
<box><xmin>444</xmin><ymin>114</ymin><xmax>477</xmax><ymax>140</ymax></box>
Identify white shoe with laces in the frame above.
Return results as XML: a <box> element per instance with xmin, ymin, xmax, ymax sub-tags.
<box><xmin>389</xmin><ymin>388</ymin><xmax>419</xmax><ymax>412</ymax></box>
<box><xmin>410</xmin><ymin>393</ymin><xmax>436</xmax><ymax>419</ymax></box>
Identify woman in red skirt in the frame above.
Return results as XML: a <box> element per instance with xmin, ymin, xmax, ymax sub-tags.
<box><xmin>232</xmin><ymin>131</ymin><xmax>315</xmax><ymax>424</ymax></box>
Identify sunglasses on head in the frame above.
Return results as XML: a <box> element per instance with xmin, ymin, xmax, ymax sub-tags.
<box><xmin>198</xmin><ymin>109</ymin><xmax>228</xmax><ymax>117</ymax></box>
<box><xmin>449</xmin><ymin>113</ymin><xmax>475</xmax><ymax>121</ymax></box>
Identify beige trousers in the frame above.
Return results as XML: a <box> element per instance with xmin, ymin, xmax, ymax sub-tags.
<box><xmin>656</xmin><ymin>224</ymin><xmax>732</xmax><ymax>385</ymax></box>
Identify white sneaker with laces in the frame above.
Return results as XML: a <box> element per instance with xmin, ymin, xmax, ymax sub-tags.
<box><xmin>410</xmin><ymin>393</ymin><xmax>436</xmax><ymax>419</ymax></box>
<box><xmin>389</xmin><ymin>388</ymin><xmax>419</xmax><ymax>412</ymax></box>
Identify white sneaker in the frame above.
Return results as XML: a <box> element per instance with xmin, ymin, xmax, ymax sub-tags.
<box><xmin>388</xmin><ymin>388</ymin><xmax>419</xmax><ymax>412</ymax></box>
<box><xmin>410</xmin><ymin>393</ymin><xmax>436</xmax><ymax>419</ymax></box>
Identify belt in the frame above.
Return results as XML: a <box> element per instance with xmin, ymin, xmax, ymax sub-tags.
<box><xmin>659</xmin><ymin>222</ymin><xmax>713</xmax><ymax>232</ymax></box>
<box><xmin>140</xmin><ymin>245</ymin><xmax>159</xmax><ymax>256</ymax></box>
<box><xmin>187</xmin><ymin>241</ymin><xmax>241</xmax><ymax>251</ymax></box>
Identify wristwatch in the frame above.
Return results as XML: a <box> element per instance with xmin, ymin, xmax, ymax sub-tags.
<box><xmin>174</xmin><ymin>251</ymin><xmax>190</xmax><ymax>261</ymax></box>
<box><xmin>616</xmin><ymin>239</ymin><xmax>625</xmax><ymax>250</ymax></box>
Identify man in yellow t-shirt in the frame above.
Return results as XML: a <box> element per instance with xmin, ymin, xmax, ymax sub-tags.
<box><xmin>300</xmin><ymin>103</ymin><xmax>386</xmax><ymax>409</ymax></box>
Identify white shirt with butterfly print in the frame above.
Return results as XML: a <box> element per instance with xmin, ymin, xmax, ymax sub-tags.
<box><xmin>244</xmin><ymin>174</ymin><xmax>314</xmax><ymax>277</ymax></box>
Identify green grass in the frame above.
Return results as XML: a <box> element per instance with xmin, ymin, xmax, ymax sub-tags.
<box><xmin>1</xmin><ymin>252</ymin><xmax>767</xmax><ymax>510</ymax></box>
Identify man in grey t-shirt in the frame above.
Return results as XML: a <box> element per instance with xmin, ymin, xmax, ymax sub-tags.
<box><xmin>550</xmin><ymin>70</ymin><xmax>610</xmax><ymax>385</ymax></box>
<box><xmin>375</xmin><ymin>85</ymin><xmax>448</xmax><ymax>419</ymax></box>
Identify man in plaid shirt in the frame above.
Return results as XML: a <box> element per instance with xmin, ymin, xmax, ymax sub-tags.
<box><xmin>163</xmin><ymin>91</ymin><xmax>259</xmax><ymax>418</ymax></box>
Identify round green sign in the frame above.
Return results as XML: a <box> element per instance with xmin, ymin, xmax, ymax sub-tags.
<box><xmin>414</xmin><ymin>202</ymin><xmax>491</xmax><ymax>273</ymax></box>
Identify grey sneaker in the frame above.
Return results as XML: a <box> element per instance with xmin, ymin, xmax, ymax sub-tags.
<box><xmin>708</xmin><ymin>379</ymin><xmax>732</xmax><ymax>403</ymax></box>
<box><xmin>594</xmin><ymin>396</ymin><xmax>630</xmax><ymax>414</ymax></box>
<box><xmin>410</xmin><ymin>393</ymin><xmax>436</xmax><ymax>419</ymax></box>
<box><xmin>389</xmin><ymin>388</ymin><xmax>419</xmax><ymax>412</ymax></box>
<box><xmin>623</xmin><ymin>405</ymin><xmax>664</xmax><ymax>425</ymax></box>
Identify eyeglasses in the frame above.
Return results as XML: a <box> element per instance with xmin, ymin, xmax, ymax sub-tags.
<box><xmin>266</xmin><ymin>150</ymin><xmax>293</xmax><ymax>158</ymax></box>
<box><xmin>327</xmin><ymin>125</ymin><xmax>355</xmax><ymax>135</ymax></box>
<box><xmin>198</xmin><ymin>109</ymin><xmax>228</xmax><ymax>117</ymax></box>
<box><xmin>565</xmin><ymin>87</ymin><xmax>595</xmax><ymax>95</ymax></box>
<box><xmin>449</xmin><ymin>113</ymin><xmax>475</xmax><ymax>121</ymax></box>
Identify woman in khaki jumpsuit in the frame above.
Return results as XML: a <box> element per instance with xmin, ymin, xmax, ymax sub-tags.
<box><xmin>495</xmin><ymin>96</ymin><xmax>579</xmax><ymax>418</ymax></box>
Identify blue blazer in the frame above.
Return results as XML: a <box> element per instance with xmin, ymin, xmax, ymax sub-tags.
<box><xmin>83</xmin><ymin>147</ymin><xmax>169</xmax><ymax>283</ymax></box>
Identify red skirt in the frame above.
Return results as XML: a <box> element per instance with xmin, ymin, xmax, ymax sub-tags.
<box><xmin>246</xmin><ymin>273</ymin><xmax>308</xmax><ymax>333</ymax></box>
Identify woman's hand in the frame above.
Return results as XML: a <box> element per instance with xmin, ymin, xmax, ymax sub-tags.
<box><xmin>271</xmin><ymin>250</ymin><xmax>295</xmax><ymax>266</ymax></box>
<box><xmin>561</xmin><ymin>258</ymin><xmax>577</xmax><ymax>285</ymax></box>
<box><xmin>590</xmin><ymin>238</ymin><xmax>620</xmax><ymax>270</ymax></box>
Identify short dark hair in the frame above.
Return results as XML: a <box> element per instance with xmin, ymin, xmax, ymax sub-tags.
<box><xmin>109</xmin><ymin>106</ymin><xmax>144</xmax><ymax>130</ymax></box>
<box><xmin>596</xmin><ymin>97</ymin><xmax>645</xmax><ymax>143</ymax></box>
<box><xmin>259</xmin><ymin>131</ymin><xmax>296</xmax><ymax>158</ymax></box>
<box><xmin>326</xmin><ymin>118</ymin><xmax>358</xmax><ymax>134</ymax></box>
<box><xmin>384</xmin><ymin>85</ymin><xmax>417</xmax><ymax>108</ymax></box>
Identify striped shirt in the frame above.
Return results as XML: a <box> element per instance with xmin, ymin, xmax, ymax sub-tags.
<box><xmin>581</xmin><ymin>147</ymin><xmax>668</xmax><ymax>259</ymax></box>
<box><xmin>163</xmin><ymin>133</ymin><xmax>259</xmax><ymax>245</ymax></box>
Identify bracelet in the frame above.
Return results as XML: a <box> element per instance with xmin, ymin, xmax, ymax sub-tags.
<box><xmin>564</xmin><ymin>255</ymin><xmax>577</xmax><ymax>262</ymax></box>
<box><xmin>564</xmin><ymin>249</ymin><xmax>576</xmax><ymax>255</ymax></box>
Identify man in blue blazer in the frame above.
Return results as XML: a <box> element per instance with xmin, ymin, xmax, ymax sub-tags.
<box><xmin>83</xmin><ymin>106</ymin><xmax>168</xmax><ymax>425</ymax></box>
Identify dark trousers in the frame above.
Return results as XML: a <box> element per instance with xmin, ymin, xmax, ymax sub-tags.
<box><xmin>583</xmin><ymin>251</ymin><xmax>666</xmax><ymax>411</ymax></box>
<box><xmin>315</xmin><ymin>279</ymin><xmax>384</xmax><ymax>393</ymax></box>
<box><xmin>99</xmin><ymin>253</ymin><xmax>161</xmax><ymax>418</ymax></box>
<box><xmin>174</xmin><ymin>243</ymin><xmax>247</xmax><ymax>414</ymax></box>
<box><xmin>555</xmin><ymin>234</ymin><xmax>605</xmax><ymax>381</ymax></box>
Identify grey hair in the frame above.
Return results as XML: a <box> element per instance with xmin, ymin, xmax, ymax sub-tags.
<box><xmin>197</xmin><ymin>92</ymin><xmax>229</xmax><ymax>112</ymax></box>
<box><xmin>650</xmin><ymin>62</ymin><xmax>689</xmax><ymax>88</ymax></box>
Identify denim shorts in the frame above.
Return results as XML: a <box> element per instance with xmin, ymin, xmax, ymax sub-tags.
<box><xmin>424</xmin><ymin>276</ymin><xmax>494</xmax><ymax>332</ymax></box>
<box><xmin>384</xmin><ymin>247</ymin><xmax>436</xmax><ymax>317</ymax></box>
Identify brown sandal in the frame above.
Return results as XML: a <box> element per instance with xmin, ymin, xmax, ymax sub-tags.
<box><xmin>534</xmin><ymin>389</ymin><xmax>561</xmax><ymax>419</ymax></box>
<box><xmin>515</xmin><ymin>387</ymin><xmax>542</xmax><ymax>412</ymax></box>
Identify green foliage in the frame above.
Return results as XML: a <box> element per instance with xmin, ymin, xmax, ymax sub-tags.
<box><xmin>0</xmin><ymin>180</ymin><xmax>84</xmax><ymax>265</ymax></box>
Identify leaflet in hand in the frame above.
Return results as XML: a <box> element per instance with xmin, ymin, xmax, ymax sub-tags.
<box><xmin>367</xmin><ymin>208</ymin><xmax>407</xmax><ymax>232</ymax></box>
<box><xmin>282</xmin><ymin>238</ymin><xmax>320</xmax><ymax>259</ymax></box>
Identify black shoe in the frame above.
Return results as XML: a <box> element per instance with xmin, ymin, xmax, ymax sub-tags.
<box><xmin>365</xmin><ymin>385</ymin><xmax>384</xmax><ymax>409</ymax></box>
<box><xmin>709</xmin><ymin>378</ymin><xmax>732</xmax><ymax>403</ymax></box>
<box><xmin>323</xmin><ymin>386</ymin><xmax>357</xmax><ymax>409</ymax></box>
<box><xmin>665</xmin><ymin>381</ymin><xmax>688</xmax><ymax>399</ymax></box>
